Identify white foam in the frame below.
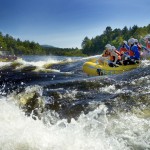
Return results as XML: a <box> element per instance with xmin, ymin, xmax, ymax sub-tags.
<box><xmin>0</xmin><ymin>98</ymin><xmax>150</xmax><ymax>150</ymax></box>
<box><xmin>0</xmin><ymin>62</ymin><xmax>12</xmax><ymax>68</ymax></box>
<box><xmin>140</xmin><ymin>60</ymin><xmax>150</xmax><ymax>67</ymax></box>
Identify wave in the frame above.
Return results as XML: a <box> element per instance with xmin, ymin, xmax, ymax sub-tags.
<box><xmin>0</xmin><ymin>98</ymin><xmax>149</xmax><ymax>150</ymax></box>
<box><xmin>0</xmin><ymin>56</ymin><xmax>150</xmax><ymax>149</ymax></box>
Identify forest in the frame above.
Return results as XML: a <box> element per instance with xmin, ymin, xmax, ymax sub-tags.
<box><xmin>0</xmin><ymin>24</ymin><xmax>150</xmax><ymax>56</ymax></box>
<box><xmin>0</xmin><ymin>32</ymin><xmax>85</xmax><ymax>56</ymax></box>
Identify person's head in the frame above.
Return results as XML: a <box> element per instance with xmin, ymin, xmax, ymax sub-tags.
<box><xmin>146</xmin><ymin>34</ymin><xmax>150</xmax><ymax>38</ymax></box>
<box><xmin>123</xmin><ymin>41</ymin><xmax>127</xmax><ymax>45</ymax></box>
<box><xmin>134</xmin><ymin>39</ymin><xmax>138</xmax><ymax>44</ymax></box>
<box><xmin>111</xmin><ymin>46</ymin><xmax>116</xmax><ymax>51</ymax></box>
<box><xmin>128</xmin><ymin>38</ymin><xmax>135</xmax><ymax>46</ymax></box>
<box><xmin>144</xmin><ymin>35</ymin><xmax>150</xmax><ymax>42</ymax></box>
<box><xmin>105</xmin><ymin>44</ymin><xmax>112</xmax><ymax>50</ymax></box>
<box><xmin>143</xmin><ymin>37</ymin><xmax>147</xmax><ymax>41</ymax></box>
<box><xmin>122</xmin><ymin>41</ymin><xmax>127</xmax><ymax>47</ymax></box>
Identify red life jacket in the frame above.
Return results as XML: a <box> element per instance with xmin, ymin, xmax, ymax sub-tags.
<box><xmin>120</xmin><ymin>47</ymin><xmax>128</xmax><ymax>54</ymax></box>
<box><xmin>129</xmin><ymin>50</ymin><xmax>134</xmax><ymax>56</ymax></box>
<box><xmin>146</xmin><ymin>41</ymin><xmax>150</xmax><ymax>49</ymax></box>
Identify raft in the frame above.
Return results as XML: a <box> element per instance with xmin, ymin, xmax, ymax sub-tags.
<box><xmin>0</xmin><ymin>51</ymin><xmax>22</xmax><ymax>62</ymax></box>
<box><xmin>82</xmin><ymin>59</ymin><xmax>139</xmax><ymax>76</ymax></box>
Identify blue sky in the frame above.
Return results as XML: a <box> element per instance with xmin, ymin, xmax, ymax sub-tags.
<box><xmin>0</xmin><ymin>0</ymin><xmax>150</xmax><ymax>48</ymax></box>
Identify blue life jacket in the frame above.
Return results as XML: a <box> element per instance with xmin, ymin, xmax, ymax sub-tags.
<box><xmin>130</xmin><ymin>45</ymin><xmax>140</xmax><ymax>60</ymax></box>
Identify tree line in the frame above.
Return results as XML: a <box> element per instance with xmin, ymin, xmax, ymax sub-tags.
<box><xmin>0</xmin><ymin>32</ymin><xmax>85</xmax><ymax>56</ymax></box>
<box><xmin>1</xmin><ymin>24</ymin><xmax>150</xmax><ymax>56</ymax></box>
<box><xmin>81</xmin><ymin>24</ymin><xmax>150</xmax><ymax>55</ymax></box>
<box><xmin>0</xmin><ymin>32</ymin><xmax>46</xmax><ymax>55</ymax></box>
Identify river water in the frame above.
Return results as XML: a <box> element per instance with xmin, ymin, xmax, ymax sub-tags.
<box><xmin>0</xmin><ymin>55</ymin><xmax>150</xmax><ymax>150</ymax></box>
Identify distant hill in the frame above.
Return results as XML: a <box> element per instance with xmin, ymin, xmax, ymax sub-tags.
<box><xmin>41</xmin><ymin>45</ymin><xmax>57</xmax><ymax>48</ymax></box>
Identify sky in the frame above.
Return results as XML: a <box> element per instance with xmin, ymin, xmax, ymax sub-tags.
<box><xmin>0</xmin><ymin>0</ymin><xmax>150</xmax><ymax>48</ymax></box>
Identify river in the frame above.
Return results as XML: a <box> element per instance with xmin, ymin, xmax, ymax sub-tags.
<box><xmin>0</xmin><ymin>55</ymin><xmax>150</xmax><ymax>150</ymax></box>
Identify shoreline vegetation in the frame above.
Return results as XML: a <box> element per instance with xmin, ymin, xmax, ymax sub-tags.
<box><xmin>0</xmin><ymin>24</ymin><xmax>150</xmax><ymax>56</ymax></box>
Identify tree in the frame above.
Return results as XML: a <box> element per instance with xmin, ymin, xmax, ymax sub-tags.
<box><xmin>103</xmin><ymin>26</ymin><xmax>113</xmax><ymax>42</ymax></box>
<box><xmin>103</xmin><ymin>26</ymin><xmax>112</xmax><ymax>35</ymax></box>
<box><xmin>122</xmin><ymin>26</ymin><xmax>129</xmax><ymax>39</ymax></box>
<box><xmin>81</xmin><ymin>36</ymin><xmax>90</xmax><ymax>49</ymax></box>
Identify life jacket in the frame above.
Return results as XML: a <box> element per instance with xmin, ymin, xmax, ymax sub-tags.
<box><xmin>128</xmin><ymin>45</ymin><xmax>135</xmax><ymax>56</ymax></box>
<box><xmin>146</xmin><ymin>41</ymin><xmax>150</xmax><ymax>49</ymax></box>
<box><xmin>130</xmin><ymin>45</ymin><xmax>140</xmax><ymax>59</ymax></box>
<box><xmin>129</xmin><ymin>50</ymin><xmax>134</xmax><ymax>56</ymax></box>
<box><xmin>110</xmin><ymin>50</ymin><xmax>121</xmax><ymax>61</ymax></box>
<box><xmin>120</xmin><ymin>47</ymin><xmax>128</xmax><ymax>54</ymax></box>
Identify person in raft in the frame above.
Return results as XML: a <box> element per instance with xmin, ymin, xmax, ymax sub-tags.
<box><xmin>144</xmin><ymin>35</ymin><xmax>150</xmax><ymax>50</ymax></box>
<box><xmin>118</xmin><ymin>40</ymin><xmax>128</xmax><ymax>53</ymax></box>
<box><xmin>140</xmin><ymin>35</ymin><xmax>150</xmax><ymax>59</ymax></box>
<box><xmin>98</xmin><ymin>44</ymin><xmax>121</xmax><ymax>67</ymax></box>
<box><xmin>134</xmin><ymin>39</ymin><xmax>142</xmax><ymax>52</ymax></box>
<box><xmin>118</xmin><ymin>40</ymin><xmax>131</xmax><ymax>63</ymax></box>
<box><xmin>123</xmin><ymin>38</ymin><xmax>140</xmax><ymax>65</ymax></box>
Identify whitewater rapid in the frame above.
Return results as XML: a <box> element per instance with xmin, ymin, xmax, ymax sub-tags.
<box><xmin>0</xmin><ymin>55</ymin><xmax>150</xmax><ymax>150</ymax></box>
<box><xmin>0</xmin><ymin>97</ymin><xmax>150</xmax><ymax>150</ymax></box>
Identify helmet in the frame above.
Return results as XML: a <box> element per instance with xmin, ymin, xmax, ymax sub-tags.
<box><xmin>144</xmin><ymin>34</ymin><xmax>150</xmax><ymax>41</ymax></box>
<box><xmin>143</xmin><ymin>37</ymin><xmax>147</xmax><ymax>40</ymax></box>
<box><xmin>123</xmin><ymin>40</ymin><xmax>127</xmax><ymax>45</ymax></box>
<box><xmin>111</xmin><ymin>46</ymin><xmax>116</xmax><ymax>50</ymax></box>
<box><xmin>128</xmin><ymin>38</ymin><xmax>135</xmax><ymax>44</ymax></box>
<box><xmin>146</xmin><ymin>34</ymin><xmax>150</xmax><ymax>39</ymax></box>
<box><xmin>134</xmin><ymin>39</ymin><xmax>138</xmax><ymax>43</ymax></box>
<box><xmin>105</xmin><ymin>44</ymin><xmax>112</xmax><ymax>50</ymax></box>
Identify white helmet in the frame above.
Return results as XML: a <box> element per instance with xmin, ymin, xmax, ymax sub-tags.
<box><xmin>128</xmin><ymin>38</ymin><xmax>135</xmax><ymax>44</ymax></box>
<box><xmin>144</xmin><ymin>34</ymin><xmax>150</xmax><ymax>41</ymax></box>
<box><xmin>143</xmin><ymin>37</ymin><xmax>147</xmax><ymax>40</ymax></box>
<box><xmin>145</xmin><ymin>34</ymin><xmax>150</xmax><ymax>38</ymax></box>
<box><xmin>111</xmin><ymin>46</ymin><xmax>116</xmax><ymax>50</ymax></box>
<box><xmin>105</xmin><ymin>44</ymin><xmax>112</xmax><ymax>50</ymax></box>
<box><xmin>134</xmin><ymin>39</ymin><xmax>138</xmax><ymax>43</ymax></box>
<box><xmin>123</xmin><ymin>40</ymin><xmax>127</xmax><ymax>45</ymax></box>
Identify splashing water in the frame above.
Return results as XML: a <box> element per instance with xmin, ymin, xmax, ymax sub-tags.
<box><xmin>0</xmin><ymin>56</ymin><xmax>150</xmax><ymax>150</ymax></box>
<box><xmin>0</xmin><ymin>98</ymin><xmax>150</xmax><ymax>150</ymax></box>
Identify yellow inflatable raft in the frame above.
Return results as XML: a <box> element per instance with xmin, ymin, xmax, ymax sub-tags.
<box><xmin>83</xmin><ymin>58</ymin><xmax>139</xmax><ymax>76</ymax></box>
